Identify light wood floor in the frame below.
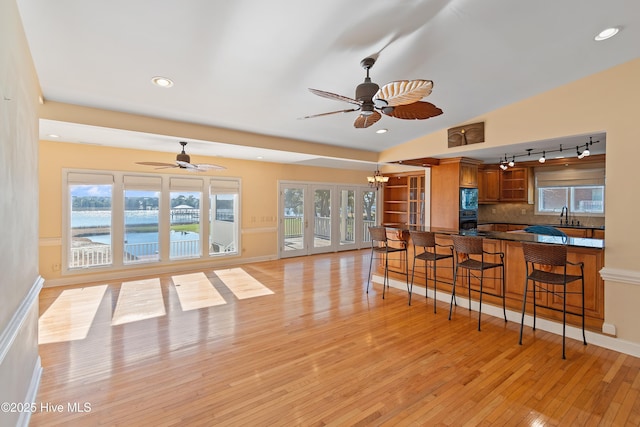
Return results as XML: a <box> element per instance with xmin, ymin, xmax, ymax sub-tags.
<box><xmin>33</xmin><ymin>250</ymin><xmax>640</xmax><ymax>426</ymax></box>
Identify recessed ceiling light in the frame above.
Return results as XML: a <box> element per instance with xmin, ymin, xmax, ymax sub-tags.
<box><xmin>595</xmin><ymin>27</ymin><xmax>620</xmax><ymax>41</ymax></box>
<box><xmin>376</xmin><ymin>129</ymin><xmax>388</xmax><ymax>134</ymax></box>
<box><xmin>151</xmin><ymin>76</ymin><xmax>174</xmax><ymax>88</ymax></box>
<box><xmin>47</xmin><ymin>134</ymin><xmax>59</xmax><ymax>138</ymax></box>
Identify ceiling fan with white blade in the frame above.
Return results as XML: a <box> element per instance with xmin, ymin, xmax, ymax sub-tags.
<box><xmin>301</xmin><ymin>57</ymin><xmax>443</xmax><ymax>128</ymax></box>
<box><xmin>136</xmin><ymin>141</ymin><xmax>225</xmax><ymax>172</ymax></box>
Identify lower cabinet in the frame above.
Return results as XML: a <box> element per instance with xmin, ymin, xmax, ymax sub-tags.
<box><xmin>378</xmin><ymin>236</ymin><xmax>604</xmax><ymax>330</ymax></box>
<box><xmin>502</xmin><ymin>241</ymin><xmax>604</xmax><ymax>330</ymax></box>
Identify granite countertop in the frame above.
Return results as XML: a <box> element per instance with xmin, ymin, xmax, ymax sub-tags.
<box><xmin>386</xmin><ymin>225</ymin><xmax>604</xmax><ymax>249</ymax></box>
<box><xmin>478</xmin><ymin>221</ymin><xmax>605</xmax><ymax>230</ymax></box>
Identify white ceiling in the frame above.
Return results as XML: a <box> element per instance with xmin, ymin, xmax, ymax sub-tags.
<box><xmin>18</xmin><ymin>0</ymin><xmax>638</xmax><ymax>168</ymax></box>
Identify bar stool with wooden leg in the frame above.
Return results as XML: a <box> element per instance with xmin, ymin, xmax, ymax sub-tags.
<box><xmin>448</xmin><ymin>235</ymin><xmax>507</xmax><ymax>331</ymax></box>
<box><xmin>409</xmin><ymin>231</ymin><xmax>454</xmax><ymax>313</ymax></box>
<box><xmin>518</xmin><ymin>242</ymin><xmax>586</xmax><ymax>359</ymax></box>
<box><xmin>366</xmin><ymin>226</ymin><xmax>409</xmax><ymax>299</ymax></box>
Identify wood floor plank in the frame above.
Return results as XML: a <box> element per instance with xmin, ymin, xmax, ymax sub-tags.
<box><xmin>31</xmin><ymin>250</ymin><xmax>640</xmax><ymax>426</ymax></box>
<box><xmin>171</xmin><ymin>271</ymin><xmax>226</xmax><ymax>310</ymax></box>
<box><xmin>214</xmin><ymin>267</ymin><xmax>274</xmax><ymax>299</ymax></box>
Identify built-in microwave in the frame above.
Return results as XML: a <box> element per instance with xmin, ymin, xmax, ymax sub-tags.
<box><xmin>460</xmin><ymin>188</ymin><xmax>478</xmax><ymax>211</ymax></box>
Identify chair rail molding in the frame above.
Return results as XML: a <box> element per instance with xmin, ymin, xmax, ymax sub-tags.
<box><xmin>599</xmin><ymin>267</ymin><xmax>640</xmax><ymax>286</ymax></box>
<box><xmin>0</xmin><ymin>276</ymin><xmax>43</xmax><ymax>364</ymax></box>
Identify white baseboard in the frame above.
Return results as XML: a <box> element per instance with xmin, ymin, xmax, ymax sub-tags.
<box><xmin>372</xmin><ymin>274</ymin><xmax>640</xmax><ymax>359</ymax></box>
<box><xmin>42</xmin><ymin>255</ymin><xmax>277</xmax><ymax>288</ymax></box>
<box><xmin>17</xmin><ymin>356</ymin><xmax>42</xmax><ymax>427</ymax></box>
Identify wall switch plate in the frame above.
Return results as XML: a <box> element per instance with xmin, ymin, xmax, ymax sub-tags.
<box><xmin>521</xmin><ymin>208</ymin><xmax>526</xmax><ymax>215</ymax></box>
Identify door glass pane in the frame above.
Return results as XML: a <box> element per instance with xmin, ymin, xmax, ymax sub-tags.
<box><xmin>124</xmin><ymin>190</ymin><xmax>160</xmax><ymax>264</ymax></box>
<box><xmin>340</xmin><ymin>189</ymin><xmax>355</xmax><ymax>245</ymax></box>
<box><xmin>69</xmin><ymin>184</ymin><xmax>113</xmax><ymax>268</ymax></box>
<box><xmin>170</xmin><ymin>191</ymin><xmax>201</xmax><ymax>259</ymax></box>
<box><xmin>314</xmin><ymin>188</ymin><xmax>331</xmax><ymax>248</ymax></box>
<box><xmin>362</xmin><ymin>190</ymin><xmax>377</xmax><ymax>242</ymax></box>
<box><xmin>210</xmin><ymin>193</ymin><xmax>238</xmax><ymax>255</ymax></box>
<box><xmin>283</xmin><ymin>187</ymin><xmax>305</xmax><ymax>251</ymax></box>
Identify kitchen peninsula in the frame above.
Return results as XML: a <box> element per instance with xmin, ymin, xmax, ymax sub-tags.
<box><xmin>376</xmin><ymin>226</ymin><xmax>604</xmax><ymax>330</ymax></box>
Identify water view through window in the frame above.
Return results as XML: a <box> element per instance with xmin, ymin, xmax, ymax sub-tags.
<box><xmin>70</xmin><ymin>184</ymin><xmax>113</xmax><ymax>268</ymax></box>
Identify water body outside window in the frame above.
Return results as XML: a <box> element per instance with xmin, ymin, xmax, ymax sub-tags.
<box><xmin>69</xmin><ymin>184</ymin><xmax>113</xmax><ymax>268</ymax></box>
<box><xmin>170</xmin><ymin>191</ymin><xmax>202</xmax><ymax>259</ymax></box>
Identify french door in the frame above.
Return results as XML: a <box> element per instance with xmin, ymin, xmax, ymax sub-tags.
<box><xmin>279</xmin><ymin>182</ymin><xmax>376</xmax><ymax>258</ymax></box>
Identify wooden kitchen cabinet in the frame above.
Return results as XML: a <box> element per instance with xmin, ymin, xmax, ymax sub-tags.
<box><xmin>503</xmin><ymin>241</ymin><xmax>604</xmax><ymax>330</ymax></box>
<box><xmin>459</xmin><ymin>162</ymin><xmax>478</xmax><ymax>188</ymax></box>
<box><xmin>500</xmin><ymin>167</ymin><xmax>528</xmax><ymax>202</ymax></box>
<box><xmin>557</xmin><ymin>227</ymin><xmax>590</xmax><ymax>238</ymax></box>
<box><xmin>382</xmin><ymin>175</ymin><xmax>409</xmax><ymax>226</ymax></box>
<box><xmin>431</xmin><ymin>158</ymin><xmax>481</xmax><ymax>229</ymax></box>
<box><xmin>478</xmin><ymin>168</ymin><xmax>500</xmax><ymax>203</ymax></box>
<box><xmin>382</xmin><ymin>173</ymin><xmax>425</xmax><ymax>227</ymax></box>
<box><xmin>378</xmin><ymin>231</ymin><xmax>605</xmax><ymax>331</ymax></box>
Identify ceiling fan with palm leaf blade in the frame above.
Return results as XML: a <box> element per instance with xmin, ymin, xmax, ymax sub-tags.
<box><xmin>136</xmin><ymin>141</ymin><xmax>225</xmax><ymax>172</ymax></box>
<box><xmin>300</xmin><ymin>57</ymin><xmax>443</xmax><ymax>128</ymax></box>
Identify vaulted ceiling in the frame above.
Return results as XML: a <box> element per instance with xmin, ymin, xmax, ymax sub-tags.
<box><xmin>17</xmin><ymin>0</ymin><xmax>639</xmax><ymax>167</ymax></box>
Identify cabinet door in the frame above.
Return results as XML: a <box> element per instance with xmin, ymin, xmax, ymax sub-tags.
<box><xmin>500</xmin><ymin>168</ymin><xmax>528</xmax><ymax>201</ymax></box>
<box><xmin>408</xmin><ymin>175</ymin><xmax>425</xmax><ymax>226</ymax></box>
<box><xmin>478</xmin><ymin>169</ymin><xmax>500</xmax><ymax>202</ymax></box>
<box><xmin>460</xmin><ymin>163</ymin><xmax>478</xmax><ymax>188</ymax></box>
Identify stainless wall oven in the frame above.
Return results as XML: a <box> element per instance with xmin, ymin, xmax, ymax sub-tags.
<box><xmin>459</xmin><ymin>188</ymin><xmax>478</xmax><ymax>230</ymax></box>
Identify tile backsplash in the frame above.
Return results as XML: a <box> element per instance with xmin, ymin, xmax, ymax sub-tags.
<box><xmin>478</xmin><ymin>203</ymin><xmax>605</xmax><ymax>228</ymax></box>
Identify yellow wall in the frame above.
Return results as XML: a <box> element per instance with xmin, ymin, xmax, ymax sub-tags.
<box><xmin>39</xmin><ymin>140</ymin><xmax>371</xmax><ymax>284</ymax></box>
<box><xmin>381</xmin><ymin>58</ymin><xmax>640</xmax><ymax>344</ymax></box>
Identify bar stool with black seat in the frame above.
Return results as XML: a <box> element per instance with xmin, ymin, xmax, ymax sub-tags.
<box><xmin>518</xmin><ymin>242</ymin><xmax>586</xmax><ymax>359</ymax></box>
<box><xmin>409</xmin><ymin>230</ymin><xmax>454</xmax><ymax>312</ymax></box>
<box><xmin>448</xmin><ymin>234</ymin><xmax>507</xmax><ymax>330</ymax></box>
<box><xmin>367</xmin><ymin>226</ymin><xmax>409</xmax><ymax>299</ymax></box>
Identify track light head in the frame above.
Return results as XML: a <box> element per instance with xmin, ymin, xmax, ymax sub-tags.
<box><xmin>539</xmin><ymin>151</ymin><xmax>546</xmax><ymax>163</ymax></box>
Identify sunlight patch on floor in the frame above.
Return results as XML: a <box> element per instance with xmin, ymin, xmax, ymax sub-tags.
<box><xmin>215</xmin><ymin>268</ymin><xmax>274</xmax><ymax>299</ymax></box>
<box><xmin>172</xmin><ymin>272</ymin><xmax>227</xmax><ymax>311</ymax></box>
<box><xmin>111</xmin><ymin>278</ymin><xmax>166</xmax><ymax>325</ymax></box>
<box><xmin>39</xmin><ymin>285</ymin><xmax>108</xmax><ymax>344</ymax></box>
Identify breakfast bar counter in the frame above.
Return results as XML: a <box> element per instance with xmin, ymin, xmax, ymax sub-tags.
<box><xmin>376</xmin><ymin>225</ymin><xmax>605</xmax><ymax>330</ymax></box>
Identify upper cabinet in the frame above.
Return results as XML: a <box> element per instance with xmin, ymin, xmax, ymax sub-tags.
<box><xmin>478</xmin><ymin>166</ymin><xmax>530</xmax><ymax>203</ymax></box>
<box><xmin>500</xmin><ymin>167</ymin><xmax>528</xmax><ymax>202</ymax></box>
<box><xmin>459</xmin><ymin>162</ymin><xmax>478</xmax><ymax>188</ymax></box>
<box><xmin>478</xmin><ymin>168</ymin><xmax>500</xmax><ymax>203</ymax></box>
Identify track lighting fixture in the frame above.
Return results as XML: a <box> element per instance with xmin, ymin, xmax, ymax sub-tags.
<box><xmin>539</xmin><ymin>151</ymin><xmax>546</xmax><ymax>163</ymax></box>
<box><xmin>496</xmin><ymin>137</ymin><xmax>599</xmax><ymax>169</ymax></box>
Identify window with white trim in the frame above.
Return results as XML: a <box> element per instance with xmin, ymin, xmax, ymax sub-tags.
<box><xmin>209</xmin><ymin>179</ymin><xmax>240</xmax><ymax>255</ymax></box>
<box><xmin>123</xmin><ymin>175</ymin><xmax>161</xmax><ymax>264</ymax></box>
<box><xmin>535</xmin><ymin>165</ymin><xmax>605</xmax><ymax>216</ymax></box>
<box><xmin>68</xmin><ymin>172</ymin><xmax>114</xmax><ymax>269</ymax></box>
<box><xmin>63</xmin><ymin>170</ymin><xmax>241</xmax><ymax>272</ymax></box>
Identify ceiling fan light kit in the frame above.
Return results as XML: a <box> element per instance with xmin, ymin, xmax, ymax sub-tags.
<box><xmin>302</xmin><ymin>56</ymin><xmax>443</xmax><ymax>129</ymax></box>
